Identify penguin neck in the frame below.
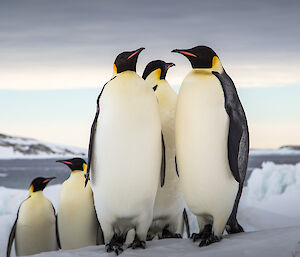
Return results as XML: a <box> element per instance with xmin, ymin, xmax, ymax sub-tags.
<box><xmin>145</xmin><ymin>69</ymin><xmax>161</xmax><ymax>87</ymax></box>
<box><xmin>192</xmin><ymin>61</ymin><xmax>223</xmax><ymax>74</ymax></box>
<box><xmin>68</xmin><ymin>170</ymin><xmax>85</xmax><ymax>182</ymax></box>
<box><xmin>155</xmin><ymin>80</ymin><xmax>177</xmax><ymax>109</ymax></box>
<box><xmin>29</xmin><ymin>190</ymin><xmax>44</xmax><ymax>198</ymax></box>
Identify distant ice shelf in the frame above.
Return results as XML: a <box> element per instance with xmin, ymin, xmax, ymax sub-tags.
<box><xmin>0</xmin><ymin>133</ymin><xmax>87</xmax><ymax>159</ymax></box>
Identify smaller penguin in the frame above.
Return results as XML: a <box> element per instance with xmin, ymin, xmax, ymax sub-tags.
<box><xmin>7</xmin><ymin>177</ymin><xmax>59</xmax><ymax>257</ymax></box>
<box><xmin>56</xmin><ymin>158</ymin><xmax>103</xmax><ymax>250</ymax></box>
<box><xmin>142</xmin><ymin>60</ymin><xmax>190</xmax><ymax>240</ymax></box>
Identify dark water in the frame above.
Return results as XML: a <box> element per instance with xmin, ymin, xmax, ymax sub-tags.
<box><xmin>0</xmin><ymin>154</ymin><xmax>299</xmax><ymax>189</ymax></box>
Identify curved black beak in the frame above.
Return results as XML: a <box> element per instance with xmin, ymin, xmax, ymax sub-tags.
<box><xmin>128</xmin><ymin>47</ymin><xmax>145</xmax><ymax>59</ymax></box>
<box><xmin>42</xmin><ymin>177</ymin><xmax>56</xmax><ymax>184</ymax></box>
<box><xmin>171</xmin><ymin>49</ymin><xmax>197</xmax><ymax>58</ymax></box>
<box><xmin>165</xmin><ymin>62</ymin><xmax>175</xmax><ymax>70</ymax></box>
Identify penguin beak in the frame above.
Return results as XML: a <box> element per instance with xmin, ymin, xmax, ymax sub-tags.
<box><xmin>127</xmin><ymin>47</ymin><xmax>145</xmax><ymax>59</ymax></box>
<box><xmin>171</xmin><ymin>49</ymin><xmax>197</xmax><ymax>58</ymax></box>
<box><xmin>42</xmin><ymin>177</ymin><xmax>56</xmax><ymax>184</ymax></box>
<box><xmin>166</xmin><ymin>62</ymin><xmax>175</xmax><ymax>70</ymax></box>
<box><xmin>56</xmin><ymin>160</ymin><xmax>73</xmax><ymax>165</ymax></box>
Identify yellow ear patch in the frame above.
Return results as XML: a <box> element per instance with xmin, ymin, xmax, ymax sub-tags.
<box><xmin>113</xmin><ymin>64</ymin><xmax>117</xmax><ymax>74</ymax></box>
<box><xmin>212</xmin><ymin>56</ymin><xmax>219</xmax><ymax>68</ymax></box>
<box><xmin>152</xmin><ymin>68</ymin><xmax>161</xmax><ymax>80</ymax></box>
<box><xmin>83</xmin><ymin>163</ymin><xmax>87</xmax><ymax>171</ymax></box>
<box><xmin>29</xmin><ymin>185</ymin><xmax>34</xmax><ymax>195</ymax></box>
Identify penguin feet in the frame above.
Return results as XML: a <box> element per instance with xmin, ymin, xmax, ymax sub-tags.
<box><xmin>106</xmin><ymin>234</ymin><xmax>124</xmax><ymax>255</ymax></box>
<box><xmin>161</xmin><ymin>228</ymin><xmax>182</xmax><ymax>239</ymax></box>
<box><xmin>128</xmin><ymin>235</ymin><xmax>146</xmax><ymax>249</ymax></box>
<box><xmin>146</xmin><ymin>234</ymin><xmax>154</xmax><ymax>241</ymax></box>
<box><xmin>226</xmin><ymin>221</ymin><xmax>244</xmax><ymax>234</ymax></box>
<box><xmin>198</xmin><ymin>234</ymin><xmax>220</xmax><ymax>247</ymax></box>
<box><xmin>191</xmin><ymin>224</ymin><xmax>212</xmax><ymax>242</ymax></box>
<box><xmin>105</xmin><ymin>243</ymin><xmax>123</xmax><ymax>255</ymax></box>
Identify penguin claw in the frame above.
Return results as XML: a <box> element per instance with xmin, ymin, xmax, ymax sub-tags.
<box><xmin>161</xmin><ymin>229</ymin><xmax>182</xmax><ymax>239</ymax></box>
<box><xmin>192</xmin><ymin>224</ymin><xmax>212</xmax><ymax>242</ymax></box>
<box><xmin>128</xmin><ymin>237</ymin><xmax>146</xmax><ymax>249</ymax></box>
<box><xmin>105</xmin><ymin>244</ymin><xmax>123</xmax><ymax>255</ymax></box>
<box><xmin>198</xmin><ymin>235</ymin><xmax>220</xmax><ymax>247</ymax></box>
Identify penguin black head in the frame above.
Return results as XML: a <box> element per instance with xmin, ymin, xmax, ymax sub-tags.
<box><xmin>172</xmin><ymin>46</ymin><xmax>222</xmax><ymax>71</ymax></box>
<box><xmin>56</xmin><ymin>158</ymin><xmax>87</xmax><ymax>172</ymax></box>
<box><xmin>29</xmin><ymin>177</ymin><xmax>55</xmax><ymax>194</ymax></box>
<box><xmin>113</xmin><ymin>47</ymin><xmax>145</xmax><ymax>75</ymax></box>
<box><xmin>142</xmin><ymin>60</ymin><xmax>175</xmax><ymax>82</ymax></box>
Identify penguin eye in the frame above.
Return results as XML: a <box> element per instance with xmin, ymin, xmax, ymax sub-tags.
<box><xmin>153</xmin><ymin>85</ymin><xmax>158</xmax><ymax>91</ymax></box>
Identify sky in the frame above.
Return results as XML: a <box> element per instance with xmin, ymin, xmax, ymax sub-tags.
<box><xmin>0</xmin><ymin>0</ymin><xmax>300</xmax><ymax>149</ymax></box>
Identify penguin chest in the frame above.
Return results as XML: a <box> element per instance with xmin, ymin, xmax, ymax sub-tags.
<box><xmin>91</xmin><ymin>74</ymin><xmax>161</xmax><ymax>219</ymax></box>
<box><xmin>176</xmin><ymin>72</ymin><xmax>238</xmax><ymax>215</ymax></box>
<box><xmin>15</xmin><ymin>195</ymin><xmax>57</xmax><ymax>255</ymax></box>
<box><xmin>58</xmin><ymin>179</ymin><xmax>98</xmax><ymax>249</ymax></box>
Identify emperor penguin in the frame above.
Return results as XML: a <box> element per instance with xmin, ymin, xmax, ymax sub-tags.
<box><xmin>142</xmin><ymin>60</ymin><xmax>189</xmax><ymax>240</ymax></box>
<box><xmin>85</xmin><ymin>48</ymin><xmax>165</xmax><ymax>254</ymax></box>
<box><xmin>7</xmin><ymin>177</ymin><xmax>59</xmax><ymax>257</ymax></box>
<box><xmin>172</xmin><ymin>45</ymin><xmax>249</xmax><ymax>246</ymax></box>
<box><xmin>56</xmin><ymin>158</ymin><xmax>103</xmax><ymax>250</ymax></box>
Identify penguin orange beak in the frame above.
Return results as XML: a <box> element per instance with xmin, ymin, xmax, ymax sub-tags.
<box><xmin>42</xmin><ymin>177</ymin><xmax>56</xmax><ymax>184</ymax></box>
<box><xmin>172</xmin><ymin>49</ymin><xmax>197</xmax><ymax>58</ymax></box>
<box><xmin>127</xmin><ymin>47</ymin><xmax>145</xmax><ymax>59</ymax></box>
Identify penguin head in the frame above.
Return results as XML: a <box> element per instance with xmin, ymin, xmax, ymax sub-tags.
<box><xmin>113</xmin><ymin>47</ymin><xmax>145</xmax><ymax>75</ymax></box>
<box><xmin>56</xmin><ymin>158</ymin><xmax>87</xmax><ymax>172</ymax></box>
<box><xmin>142</xmin><ymin>60</ymin><xmax>175</xmax><ymax>91</ymax></box>
<box><xmin>29</xmin><ymin>177</ymin><xmax>55</xmax><ymax>194</ymax></box>
<box><xmin>172</xmin><ymin>45</ymin><xmax>223</xmax><ymax>72</ymax></box>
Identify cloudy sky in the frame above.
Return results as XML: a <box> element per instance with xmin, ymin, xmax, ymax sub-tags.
<box><xmin>0</xmin><ymin>0</ymin><xmax>300</xmax><ymax>149</ymax></box>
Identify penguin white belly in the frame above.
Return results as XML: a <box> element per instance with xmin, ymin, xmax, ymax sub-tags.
<box><xmin>176</xmin><ymin>71</ymin><xmax>238</xmax><ymax>220</ymax></box>
<box><xmin>58</xmin><ymin>174</ymin><xmax>98</xmax><ymax>250</ymax></box>
<box><xmin>15</xmin><ymin>193</ymin><xmax>57</xmax><ymax>256</ymax></box>
<box><xmin>91</xmin><ymin>73</ymin><xmax>161</xmax><ymax>230</ymax></box>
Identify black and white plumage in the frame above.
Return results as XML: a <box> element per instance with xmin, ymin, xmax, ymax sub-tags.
<box><xmin>173</xmin><ymin>45</ymin><xmax>249</xmax><ymax>247</ymax></box>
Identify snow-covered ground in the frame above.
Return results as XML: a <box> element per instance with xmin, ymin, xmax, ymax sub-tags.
<box><xmin>1</xmin><ymin>162</ymin><xmax>300</xmax><ymax>257</ymax></box>
<box><xmin>0</xmin><ymin>133</ymin><xmax>86</xmax><ymax>159</ymax></box>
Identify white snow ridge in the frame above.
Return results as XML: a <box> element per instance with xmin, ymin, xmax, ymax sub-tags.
<box><xmin>1</xmin><ymin>162</ymin><xmax>300</xmax><ymax>256</ymax></box>
<box><xmin>0</xmin><ymin>133</ymin><xmax>86</xmax><ymax>159</ymax></box>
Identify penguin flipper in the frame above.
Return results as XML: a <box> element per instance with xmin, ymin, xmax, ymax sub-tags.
<box><xmin>7</xmin><ymin>216</ymin><xmax>17</xmax><ymax>257</ymax></box>
<box><xmin>86</xmin><ymin>77</ymin><xmax>116</xmax><ymax>186</ymax></box>
<box><xmin>51</xmin><ymin>204</ymin><xmax>61</xmax><ymax>249</ymax></box>
<box><xmin>183</xmin><ymin>208</ymin><xmax>190</xmax><ymax>238</ymax></box>
<box><xmin>212</xmin><ymin>71</ymin><xmax>249</xmax><ymax>184</ymax></box>
<box><xmin>160</xmin><ymin>132</ymin><xmax>166</xmax><ymax>187</ymax></box>
<box><xmin>175</xmin><ymin>156</ymin><xmax>179</xmax><ymax>177</ymax></box>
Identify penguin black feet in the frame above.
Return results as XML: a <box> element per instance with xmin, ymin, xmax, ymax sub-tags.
<box><xmin>198</xmin><ymin>234</ymin><xmax>220</xmax><ymax>247</ymax></box>
<box><xmin>161</xmin><ymin>228</ymin><xmax>182</xmax><ymax>239</ymax></box>
<box><xmin>191</xmin><ymin>224</ymin><xmax>212</xmax><ymax>242</ymax></box>
<box><xmin>226</xmin><ymin>221</ymin><xmax>244</xmax><ymax>234</ymax></box>
<box><xmin>128</xmin><ymin>235</ymin><xmax>146</xmax><ymax>249</ymax></box>
<box><xmin>106</xmin><ymin>234</ymin><xmax>124</xmax><ymax>255</ymax></box>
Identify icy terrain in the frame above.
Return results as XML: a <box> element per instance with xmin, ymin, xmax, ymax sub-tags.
<box><xmin>1</xmin><ymin>162</ymin><xmax>300</xmax><ymax>256</ymax></box>
<box><xmin>0</xmin><ymin>133</ymin><xmax>86</xmax><ymax>159</ymax></box>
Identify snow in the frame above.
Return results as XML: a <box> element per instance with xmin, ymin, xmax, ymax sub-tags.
<box><xmin>0</xmin><ymin>134</ymin><xmax>86</xmax><ymax>159</ymax></box>
<box><xmin>1</xmin><ymin>162</ymin><xmax>300</xmax><ymax>256</ymax></box>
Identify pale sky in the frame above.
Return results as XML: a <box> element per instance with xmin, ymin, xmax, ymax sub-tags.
<box><xmin>0</xmin><ymin>0</ymin><xmax>300</xmax><ymax>149</ymax></box>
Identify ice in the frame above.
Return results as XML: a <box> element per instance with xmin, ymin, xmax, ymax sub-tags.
<box><xmin>1</xmin><ymin>162</ymin><xmax>300</xmax><ymax>256</ymax></box>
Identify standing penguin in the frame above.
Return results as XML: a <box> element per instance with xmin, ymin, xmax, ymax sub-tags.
<box><xmin>172</xmin><ymin>45</ymin><xmax>249</xmax><ymax>246</ymax></box>
<box><xmin>7</xmin><ymin>177</ymin><xmax>59</xmax><ymax>257</ymax></box>
<box><xmin>56</xmin><ymin>158</ymin><xmax>103</xmax><ymax>250</ymax></box>
<box><xmin>142</xmin><ymin>60</ymin><xmax>189</xmax><ymax>240</ymax></box>
<box><xmin>86</xmin><ymin>48</ymin><xmax>165</xmax><ymax>254</ymax></box>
